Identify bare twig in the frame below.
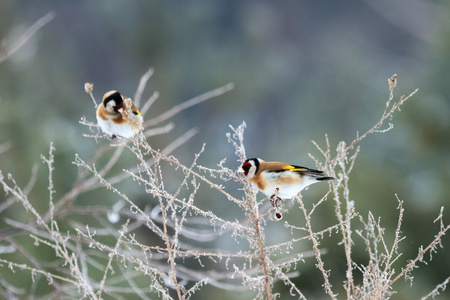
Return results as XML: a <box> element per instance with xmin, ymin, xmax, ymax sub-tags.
<box><xmin>0</xmin><ymin>11</ymin><xmax>55</xmax><ymax>64</ymax></box>
<box><xmin>421</xmin><ymin>275</ymin><xmax>450</xmax><ymax>300</ymax></box>
<box><xmin>134</xmin><ymin>67</ymin><xmax>155</xmax><ymax>107</ymax></box>
<box><xmin>144</xmin><ymin>83</ymin><xmax>234</xmax><ymax>127</ymax></box>
<box><xmin>390</xmin><ymin>223</ymin><xmax>450</xmax><ymax>286</ymax></box>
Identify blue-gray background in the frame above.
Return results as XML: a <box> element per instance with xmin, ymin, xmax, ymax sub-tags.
<box><xmin>1</xmin><ymin>1</ymin><xmax>449</xmax><ymax>299</ymax></box>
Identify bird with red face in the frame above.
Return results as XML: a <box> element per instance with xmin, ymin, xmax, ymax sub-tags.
<box><xmin>238</xmin><ymin>158</ymin><xmax>333</xmax><ymax>207</ymax></box>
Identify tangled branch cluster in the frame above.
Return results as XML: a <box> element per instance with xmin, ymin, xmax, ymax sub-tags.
<box><xmin>1</xmin><ymin>70</ymin><xmax>449</xmax><ymax>300</ymax></box>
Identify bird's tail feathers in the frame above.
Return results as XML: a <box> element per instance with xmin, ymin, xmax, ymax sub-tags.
<box><xmin>316</xmin><ymin>176</ymin><xmax>334</xmax><ymax>181</ymax></box>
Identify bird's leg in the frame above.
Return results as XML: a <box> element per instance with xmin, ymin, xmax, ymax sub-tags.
<box><xmin>274</xmin><ymin>197</ymin><xmax>283</xmax><ymax>208</ymax></box>
<box><xmin>269</xmin><ymin>188</ymin><xmax>283</xmax><ymax>220</ymax></box>
<box><xmin>270</xmin><ymin>187</ymin><xmax>282</xmax><ymax>208</ymax></box>
<box><xmin>270</xmin><ymin>194</ymin><xmax>276</xmax><ymax>207</ymax></box>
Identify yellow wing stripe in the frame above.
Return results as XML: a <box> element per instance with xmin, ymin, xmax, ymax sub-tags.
<box><xmin>282</xmin><ymin>165</ymin><xmax>307</xmax><ymax>171</ymax></box>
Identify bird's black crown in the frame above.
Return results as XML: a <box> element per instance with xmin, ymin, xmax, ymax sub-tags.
<box><xmin>103</xmin><ymin>91</ymin><xmax>123</xmax><ymax>108</ymax></box>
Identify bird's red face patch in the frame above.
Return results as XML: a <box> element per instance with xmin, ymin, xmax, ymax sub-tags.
<box><xmin>241</xmin><ymin>161</ymin><xmax>252</xmax><ymax>176</ymax></box>
<box><xmin>113</xmin><ymin>102</ymin><xmax>124</xmax><ymax>112</ymax></box>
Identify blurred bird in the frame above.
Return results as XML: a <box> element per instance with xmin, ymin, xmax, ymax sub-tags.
<box><xmin>96</xmin><ymin>90</ymin><xmax>143</xmax><ymax>139</ymax></box>
<box><xmin>238</xmin><ymin>158</ymin><xmax>333</xmax><ymax>206</ymax></box>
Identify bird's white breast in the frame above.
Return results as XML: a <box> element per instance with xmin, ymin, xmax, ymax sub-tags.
<box><xmin>97</xmin><ymin>115</ymin><xmax>136</xmax><ymax>139</ymax></box>
<box><xmin>258</xmin><ymin>171</ymin><xmax>318</xmax><ymax>199</ymax></box>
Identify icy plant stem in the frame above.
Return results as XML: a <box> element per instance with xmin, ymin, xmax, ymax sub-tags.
<box><xmin>251</xmin><ymin>197</ymin><xmax>272</xmax><ymax>299</ymax></box>
<box><xmin>97</xmin><ymin>220</ymin><xmax>130</xmax><ymax>299</ymax></box>
<box><xmin>298</xmin><ymin>196</ymin><xmax>336</xmax><ymax>299</ymax></box>
<box><xmin>390</xmin><ymin>223</ymin><xmax>450</xmax><ymax>286</ymax></box>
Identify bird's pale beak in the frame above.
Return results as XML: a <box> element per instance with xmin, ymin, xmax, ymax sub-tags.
<box><xmin>237</xmin><ymin>167</ymin><xmax>245</xmax><ymax>173</ymax></box>
<box><xmin>117</xmin><ymin>107</ymin><xmax>124</xmax><ymax>114</ymax></box>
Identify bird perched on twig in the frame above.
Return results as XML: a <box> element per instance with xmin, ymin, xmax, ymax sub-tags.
<box><xmin>96</xmin><ymin>90</ymin><xmax>143</xmax><ymax>139</ymax></box>
<box><xmin>238</xmin><ymin>158</ymin><xmax>333</xmax><ymax>208</ymax></box>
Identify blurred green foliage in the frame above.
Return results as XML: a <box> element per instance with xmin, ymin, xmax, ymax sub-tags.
<box><xmin>1</xmin><ymin>1</ymin><xmax>450</xmax><ymax>299</ymax></box>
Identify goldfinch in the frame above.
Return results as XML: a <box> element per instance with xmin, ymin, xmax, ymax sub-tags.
<box><xmin>96</xmin><ymin>90</ymin><xmax>143</xmax><ymax>139</ymax></box>
<box><xmin>238</xmin><ymin>158</ymin><xmax>333</xmax><ymax>206</ymax></box>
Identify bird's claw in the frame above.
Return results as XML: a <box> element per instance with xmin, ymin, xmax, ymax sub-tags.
<box><xmin>270</xmin><ymin>194</ymin><xmax>283</xmax><ymax>208</ymax></box>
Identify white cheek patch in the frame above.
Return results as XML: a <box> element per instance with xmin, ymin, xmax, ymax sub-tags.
<box><xmin>105</xmin><ymin>101</ymin><xmax>117</xmax><ymax>113</ymax></box>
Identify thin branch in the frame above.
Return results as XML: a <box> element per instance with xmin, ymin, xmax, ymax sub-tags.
<box><xmin>134</xmin><ymin>67</ymin><xmax>154</xmax><ymax>107</ymax></box>
<box><xmin>298</xmin><ymin>196</ymin><xmax>336</xmax><ymax>299</ymax></box>
<box><xmin>97</xmin><ymin>220</ymin><xmax>130</xmax><ymax>299</ymax></box>
<box><xmin>421</xmin><ymin>275</ymin><xmax>450</xmax><ymax>300</ymax></box>
<box><xmin>144</xmin><ymin>83</ymin><xmax>234</xmax><ymax>127</ymax></box>
<box><xmin>390</xmin><ymin>223</ymin><xmax>450</xmax><ymax>285</ymax></box>
<box><xmin>0</xmin><ymin>11</ymin><xmax>55</xmax><ymax>64</ymax></box>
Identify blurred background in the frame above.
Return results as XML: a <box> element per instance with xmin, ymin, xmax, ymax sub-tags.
<box><xmin>1</xmin><ymin>1</ymin><xmax>449</xmax><ymax>299</ymax></box>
